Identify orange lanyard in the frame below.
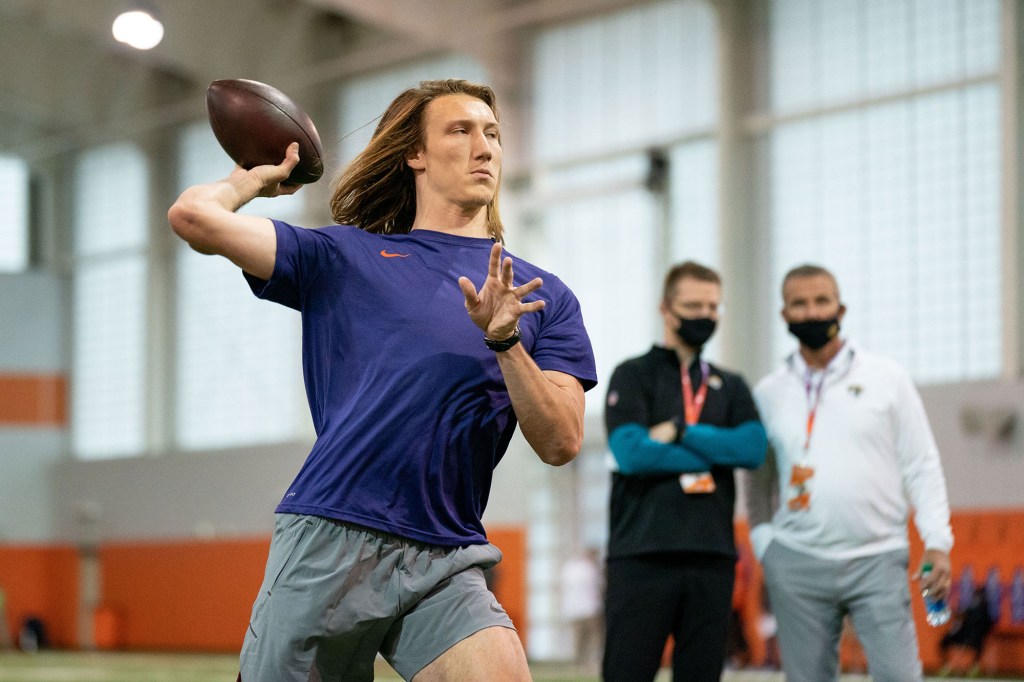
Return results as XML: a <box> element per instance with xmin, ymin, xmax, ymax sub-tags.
<box><xmin>682</xmin><ymin>360</ymin><xmax>710</xmax><ymax>426</ymax></box>
<box><xmin>803</xmin><ymin>370</ymin><xmax>827</xmax><ymax>451</ymax></box>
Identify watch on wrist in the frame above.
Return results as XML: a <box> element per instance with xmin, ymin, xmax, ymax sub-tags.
<box><xmin>484</xmin><ymin>326</ymin><xmax>522</xmax><ymax>352</ymax></box>
<box><xmin>672</xmin><ymin>415</ymin><xmax>686</xmax><ymax>443</ymax></box>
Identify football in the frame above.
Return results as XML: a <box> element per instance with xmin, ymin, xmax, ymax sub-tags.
<box><xmin>206</xmin><ymin>79</ymin><xmax>324</xmax><ymax>184</ymax></box>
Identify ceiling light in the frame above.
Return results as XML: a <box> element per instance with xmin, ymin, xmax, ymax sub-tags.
<box><xmin>112</xmin><ymin>8</ymin><xmax>164</xmax><ymax>50</ymax></box>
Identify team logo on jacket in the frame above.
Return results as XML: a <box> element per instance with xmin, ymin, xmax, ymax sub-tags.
<box><xmin>708</xmin><ymin>375</ymin><xmax>723</xmax><ymax>390</ymax></box>
<box><xmin>607</xmin><ymin>391</ymin><xmax>619</xmax><ymax>407</ymax></box>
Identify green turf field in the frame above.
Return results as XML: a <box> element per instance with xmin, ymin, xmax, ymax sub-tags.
<box><xmin>0</xmin><ymin>651</ymin><xmax>1004</xmax><ymax>681</ymax></box>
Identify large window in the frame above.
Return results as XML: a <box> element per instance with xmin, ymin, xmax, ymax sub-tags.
<box><xmin>540</xmin><ymin>177</ymin><xmax>661</xmax><ymax>390</ymax></box>
<box><xmin>533</xmin><ymin>0</ymin><xmax>717</xmax><ymax>164</ymax></box>
<box><xmin>529</xmin><ymin>0</ymin><xmax>719</xmax><ymax>659</ymax></box>
<box><xmin>0</xmin><ymin>155</ymin><xmax>29</xmax><ymax>271</ymax></box>
<box><xmin>763</xmin><ymin>0</ymin><xmax>1002</xmax><ymax>383</ymax></box>
<box><xmin>174</xmin><ymin>123</ymin><xmax>310</xmax><ymax>450</ymax></box>
<box><xmin>72</xmin><ymin>144</ymin><xmax>149</xmax><ymax>459</ymax></box>
<box><xmin>532</xmin><ymin>0</ymin><xmax>720</xmax><ymax>409</ymax></box>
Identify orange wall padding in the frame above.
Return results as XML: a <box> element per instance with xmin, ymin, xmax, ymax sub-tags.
<box><xmin>909</xmin><ymin>509</ymin><xmax>1024</xmax><ymax>675</ymax></box>
<box><xmin>99</xmin><ymin>538</ymin><xmax>270</xmax><ymax>652</ymax></box>
<box><xmin>486</xmin><ymin>526</ymin><xmax>528</xmax><ymax>647</ymax></box>
<box><xmin>0</xmin><ymin>545</ymin><xmax>79</xmax><ymax>647</ymax></box>
<box><xmin>97</xmin><ymin>525</ymin><xmax>527</xmax><ymax>653</ymax></box>
<box><xmin>0</xmin><ymin>373</ymin><xmax>67</xmax><ymax>426</ymax></box>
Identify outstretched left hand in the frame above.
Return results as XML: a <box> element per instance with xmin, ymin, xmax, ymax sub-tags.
<box><xmin>459</xmin><ymin>242</ymin><xmax>545</xmax><ymax>340</ymax></box>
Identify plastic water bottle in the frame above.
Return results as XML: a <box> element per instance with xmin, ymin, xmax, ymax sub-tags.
<box><xmin>921</xmin><ymin>562</ymin><xmax>951</xmax><ymax>627</ymax></box>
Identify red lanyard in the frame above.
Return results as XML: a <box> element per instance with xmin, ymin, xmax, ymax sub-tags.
<box><xmin>682</xmin><ymin>360</ymin><xmax>710</xmax><ymax>426</ymax></box>
<box><xmin>803</xmin><ymin>370</ymin><xmax>827</xmax><ymax>451</ymax></box>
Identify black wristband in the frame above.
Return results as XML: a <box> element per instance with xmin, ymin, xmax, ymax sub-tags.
<box><xmin>484</xmin><ymin>326</ymin><xmax>522</xmax><ymax>352</ymax></box>
<box><xmin>672</xmin><ymin>415</ymin><xmax>687</xmax><ymax>443</ymax></box>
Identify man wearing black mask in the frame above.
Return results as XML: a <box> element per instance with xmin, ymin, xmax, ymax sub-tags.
<box><xmin>747</xmin><ymin>264</ymin><xmax>953</xmax><ymax>682</ymax></box>
<box><xmin>602</xmin><ymin>261</ymin><xmax>767</xmax><ymax>682</ymax></box>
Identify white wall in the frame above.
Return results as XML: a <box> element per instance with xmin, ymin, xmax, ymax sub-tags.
<box><xmin>920</xmin><ymin>382</ymin><xmax>1024</xmax><ymax>509</ymax></box>
<box><xmin>38</xmin><ymin>380</ymin><xmax>1024</xmax><ymax>547</ymax></box>
<box><xmin>0</xmin><ymin>272</ymin><xmax>68</xmax><ymax>542</ymax></box>
<box><xmin>48</xmin><ymin>433</ymin><xmax>539</xmax><ymax>544</ymax></box>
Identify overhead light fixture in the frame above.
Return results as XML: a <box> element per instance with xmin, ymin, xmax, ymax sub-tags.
<box><xmin>112</xmin><ymin>7</ymin><xmax>164</xmax><ymax>50</ymax></box>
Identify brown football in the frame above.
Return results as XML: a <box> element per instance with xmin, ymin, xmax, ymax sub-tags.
<box><xmin>206</xmin><ymin>79</ymin><xmax>324</xmax><ymax>184</ymax></box>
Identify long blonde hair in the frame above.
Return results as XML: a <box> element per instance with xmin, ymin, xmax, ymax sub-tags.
<box><xmin>329</xmin><ymin>79</ymin><xmax>505</xmax><ymax>243</ymax></box>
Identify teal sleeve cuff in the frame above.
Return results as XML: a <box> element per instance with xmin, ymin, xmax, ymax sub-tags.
<box><xmin>608</xmin><ymin>423</ymin><xmax>712</xmax><ymax>475</ymax></box>
<box><xmin>681</xmin><ymin>420</ymin><xmax>768</xmax><ymax>470</ymax></box>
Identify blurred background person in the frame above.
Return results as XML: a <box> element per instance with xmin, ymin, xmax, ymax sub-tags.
<box><xmin>748</xmin><ymin>264</ymin><xmax>954</xmax><ymax>682</ymax></box>
<box><xmin>602</xmin><ymin>261</ymin><xmax>766</xmax><ymax>682</ymax></box>
<box><xmin>937</xmin><ymin>585</ymin><xmax>995</xmax><ymax>678</ymax></box>
<box><xmin>559</xmin><ymin>547</ymin><xmax>605</xmax><ymax>675</ymax></box>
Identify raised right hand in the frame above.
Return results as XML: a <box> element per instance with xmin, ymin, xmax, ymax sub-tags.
<box><xmin>227</xmin><ymin>142</ymin><xmax>303</xmax><ymax>201</ymax></box>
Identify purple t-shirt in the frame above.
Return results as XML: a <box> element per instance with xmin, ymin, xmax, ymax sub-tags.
<box><xmin>246</xmin><ymin>221</ymin><xmax>597</xmax><ymax>546</ymax></box>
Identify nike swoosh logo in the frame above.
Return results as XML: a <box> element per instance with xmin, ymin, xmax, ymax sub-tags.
<box><xmin>380</xmin><ymin>249</ymin><xmax>410</xmax><ymax>258</ymax></box>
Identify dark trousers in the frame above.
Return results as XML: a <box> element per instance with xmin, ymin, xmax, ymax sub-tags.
<box><xmin>603</xmin><ymin>553</ymin><xmax>735</xmax><ymax>682</ymax></box>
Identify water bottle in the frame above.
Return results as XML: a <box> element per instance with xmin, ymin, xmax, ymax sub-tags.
<box><xmin>921</xmin><ymin>562</ymin><xmax>951</xmax><ymax>627</ymax></box>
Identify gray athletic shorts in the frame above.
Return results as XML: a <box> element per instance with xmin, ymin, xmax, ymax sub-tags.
<box><xmin>239</xmin><ymin>513</ymin><xmax>515</xmax><ymax>682</ymax></box>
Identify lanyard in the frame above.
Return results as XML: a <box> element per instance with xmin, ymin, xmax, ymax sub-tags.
<box><xmin>682</xmin><ymin>360</ymin><xmax>710</xmax><ymax>426</ymax></box>
<box><xmin>799</xmin><ymin>342</ymin><xmax>852</xmax><ymax>452</ymax></box>
<box><xmin>803</xmin><ymin>369</ymin><xmax>827</xmax><ymax>451</ymax></box>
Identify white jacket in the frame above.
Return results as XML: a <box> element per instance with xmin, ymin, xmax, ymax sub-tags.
<box><xmin>750</xmin><ymin>341</ymin><xmax>953</xmax><ymax>561</ymax></box>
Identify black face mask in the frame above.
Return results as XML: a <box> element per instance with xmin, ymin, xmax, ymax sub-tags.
<box><xmin>788</xmin><ymin>317</ymin><xmax>840</xmax><ymax>350</ymax></box>
<box><xmin>676</xmin><ymin>317</ymin><xmax>716</xmax><ymax>349</ymax></box>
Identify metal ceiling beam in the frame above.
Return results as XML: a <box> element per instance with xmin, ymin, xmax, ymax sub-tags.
<box><xmin>302</xmin><ymin>0</ymin><xmax>483</xmax><ymax>47</ymax></box>
<box><xmin>307</xmin><ymin>0</ymin><xmax>652</xmax><ymax>45</ymax></box>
